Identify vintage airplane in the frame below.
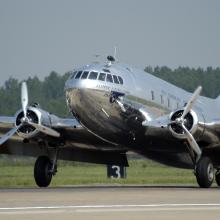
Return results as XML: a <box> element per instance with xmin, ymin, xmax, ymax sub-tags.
<box><xmin>0</xmin><ymin>55</ymin><xmax>220</xmax><ymax>188</ymax></box>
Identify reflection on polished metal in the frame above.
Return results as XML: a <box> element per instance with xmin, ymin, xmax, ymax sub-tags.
<box><xmin>64</xmin><ymin>61</ymin><xmax>220</xmax><ymax>168</ymax></box>
<box><xmin>1</xmin><ymin>56</ymin><xmax>220</xmax><ymax>188</ymax></box>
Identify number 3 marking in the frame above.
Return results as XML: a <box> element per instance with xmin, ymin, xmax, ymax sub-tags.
<box><xmin>112</xmin><ymin>165</ymin><xmax>121</xmax><ymax>179</ymax></box>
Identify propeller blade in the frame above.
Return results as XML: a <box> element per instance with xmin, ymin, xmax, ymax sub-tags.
<box><xmin>28</xmin><ymin>121</ymin><xmax>60</xmax><ymax>137</ymax></box>
<box><xmin>21</xmin><ymin>81</ymin><xmax>28</xmax><ymax>119</ymax></box>
<box><xmin>182</xmin><ymin>124</ymin><xmax>201</xmax><ymax>161</ymax></box>
<box><xmin>0</xmin><ymin>125</ymin><xmax>22</xmax><ymax>145</ymax></box>
<box><xmin>181</xmin><ymin>86</ymin><xmax>202</xmax><ymax>119</ymax></box>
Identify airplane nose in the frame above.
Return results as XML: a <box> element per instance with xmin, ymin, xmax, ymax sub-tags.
<box><xmin>65</xmin><ymin>87</ymin><xmax>111</xmax><ymax>131</ymax></box>
<box><xmin>66</xmin><ymin>87</ymin><xmax>100</xmax><ymax>120</ymax></box>
<box><xmin>65</xmin><ymin>88</ymin><xmax>80</xmax><ymax>116</ymax></box>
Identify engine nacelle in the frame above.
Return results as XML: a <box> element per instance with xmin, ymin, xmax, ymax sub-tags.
<box><xmin>168</xmin><ymin>109</ymin><xmax>200</xmax><ymax>139</ymax></box>
<box><xmin>15</xmin><ymin>106</ymin><xmax>52</xmax><ymax>139</ymax></box>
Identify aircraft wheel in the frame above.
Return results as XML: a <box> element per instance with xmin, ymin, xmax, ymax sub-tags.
<box><xmin>195</xmin><ymin>157</ymin><xmax>214</xmax><ymax>188</ymax></box>
<box><xmin>215</xmin><ymin>171</ymin><xmax>220</xmax><ymax>186</ymax></box>
<box><xmin>34</xmin><ymin>156</ymin><xmax>52</xmax><ymax>187</ymax></box>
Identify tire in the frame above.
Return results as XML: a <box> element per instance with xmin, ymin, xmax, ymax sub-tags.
<box><xmin>34</xmin><ymin>156</ymin><xmax>52</xmax><ymax>187</ymax></box>
<box><xmin>195</xmin><ymin>157</ymin><xmax>214</xmax><ymax>188</ymax></box>
<box><xmin>215</xmin><ymin>171</ymin><xmax>220</xmax><ymax>186</ymax></box>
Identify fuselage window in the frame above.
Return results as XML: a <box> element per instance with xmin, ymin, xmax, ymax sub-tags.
<box><xmin>118</xmin><ymin>76</ymin><xmax>123</xmax><ymax>84</ymax></box>
<box><xmin>81</xmin><ymin>71</ymin><xmax>89</xmax><ymax>79</ymax></box>
<box><xmin>106</xmin><ymin>74</ymin><xmax>113</xmax><ymax>83</ymax></box>
<box><xmin>160</xmin><ymin>95</ymin><xmax>164</xmax><ymax>104</ymax></box>
<box><xmin>168</xmin><ymin>98</ymin><xmax>170</xmax><ymax>108</ymax></box>
<box><xmin>98</xmin><ymin>73</ymin><xmax>106</xmax><ymax>81</ymax></box>
<box><xmin>75</xmin><ymin>71</ymin><xmax>82</xmax><ymax>79</ymax></box>
<box><xmin>88</xmin><ymin>71</ymin><xmax>98</xmax><ymax>80</ymax></box>
<box><xmin>71</xmin><ymin>71</ymin><xmax>77</xmax><ymax>79</ymax></box>
<box><xmin>151</xmin><ymin>91</ymin><xmax>155</xmax><ymax>100</ymax></box>
<box><xmin>113</xmin><ymin>75</ymin><xmax>119</xmax><ymax>84</ymax></box>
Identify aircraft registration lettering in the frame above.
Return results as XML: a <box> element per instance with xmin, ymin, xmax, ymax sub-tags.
<box><xmin>96</xmin><ymin>84</ymin><xmax>111</xmax><ymax>90</ymax></box>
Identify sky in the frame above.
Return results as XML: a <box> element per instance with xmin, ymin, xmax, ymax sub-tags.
<box><xmin>0</xmin><ymin>0</ymin><xmax>220</xmax><ymax>84</ymax></box>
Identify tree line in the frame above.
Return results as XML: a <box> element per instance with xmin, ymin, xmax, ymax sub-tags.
<box><xmin>145</xmin><ymin>66</ymin><xmax>220</xmax><ymax>98</ymax></box>
<box><xmin>0</xmin><ymin>66</ymin><xmax>220</xmax><ymax>116</ymax></box>
<box><xmin>0</xmin><ymin>71</ymin><xmax>70</xmax><ymax>116</ymax></box>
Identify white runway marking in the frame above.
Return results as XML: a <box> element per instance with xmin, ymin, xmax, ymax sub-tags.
<box><xmin>1</xmin><ymin>203</ymin><xmax>220</xmax><ymax>214</ymax></box>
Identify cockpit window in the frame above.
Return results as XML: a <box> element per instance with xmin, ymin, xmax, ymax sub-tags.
<box><xmin>113</xmin><ymin>75</ymin><xmax>119</xmax><ymax>84</ymax></box>
<box><xmin>70</xmin><ymin>71</ymin><xmax>77</xmax><ymax>79</ymax></box>
<box><xmin>118</xmin><ymin>76</ymin><xmax>123</xmax><ymax>84</ymax></box>
<box><xmin>75</xmin><ymin>71</ymin><xmax>82</xmax><ymax>79</ymax></box>
<box><xmin>106</xmin><ymin>74</ymin><xmax>113</xmax><ymax>83</ymax></box>
<box><xmin>81</xmin><ymin>71</ymin><xmax>89</xmax><ymax>79</ymax></box>
<box><xmin>98</xmin><ymin>73</ymin><xmax>106</xmax><ymax>81</ymax></box>
<box><xmin>88</xmin><ymin>71</ymin><xmax>98</xmax><ymax>80</ymax></box>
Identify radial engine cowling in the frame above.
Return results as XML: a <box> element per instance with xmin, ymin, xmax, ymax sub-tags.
<box><xmin>168</xmin><ymin>109</ymin><xmax>203</xmax><ymax>139</ymax></box>
<box><xmin>15</xmin><ymin>106</ymin><xmax>52</xmax><ymax>139</ymax></box>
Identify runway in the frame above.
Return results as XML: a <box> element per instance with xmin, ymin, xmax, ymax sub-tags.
<box><xmin>0</xmin><ymin>186</ymin><xmax>220</xmax><ymax>220</ymax></box>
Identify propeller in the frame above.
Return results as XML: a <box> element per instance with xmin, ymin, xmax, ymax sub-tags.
<box><xmin>170</xmin><ymin>86</ymin><xmax>202</xmax><ymax>162</ymax></box>
<box><xmin>21</xmin><ymin>81</ymin><xmax>28</xmax><ymax>119</ymax></box>
<box><xmin>28</xmin><ymin>121</ymin><xmax>60</xmax><ymax>137</ymax></box>
<box><xmin>0</xmin><ymin>125</ymin><xmax>22</xmax><ymax>145</ymax></box>
<box><xmin>182</xmin><ymin>124</ymin><xmax>201</xmax><ymax>156</ymax></box>
<box><xmin>181</xmin><ymin>86</ymin><xmax>202</xmax><ymax>121</ymax></box>
<box><xmin>0</xmin><ymin>82</ymin><xmax>60</xmax><ymax>145</ymax></box>
<box><xmin>20</xmin><ymin>82</ymin><xmax>60</xmax><ymax>137</ymax></box>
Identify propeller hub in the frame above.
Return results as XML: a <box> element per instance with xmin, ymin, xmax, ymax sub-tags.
<box><xmin>175</xmin><ymin>117</ymin><xmax>184</xmax><ymax>125</ymax></box>
<box><xmin>21</xmin><ymin>117</ymin><xmax>29</xmax><ymax>123</ymax></box>
<box><xmin>169</xmin><ymin>109</ymin><xmax>197</xmax><ymax>138</ymax></box>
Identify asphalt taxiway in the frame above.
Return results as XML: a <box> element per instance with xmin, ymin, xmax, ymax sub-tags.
<box><xmin>0</xmin><ymin>186</ymin><xmax>220</xmax><ymax>220</ymax></box>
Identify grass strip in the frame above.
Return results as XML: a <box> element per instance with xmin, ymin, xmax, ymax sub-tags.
<box><xmin>0</xmin><ymin>160</ymin><xmax>197</xmax><ymax>187</ymax></box>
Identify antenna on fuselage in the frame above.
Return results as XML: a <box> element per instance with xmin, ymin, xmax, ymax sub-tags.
<box><xmin>106</xmin><ymin>46</ymin><xmax>117</xmax><ymax>67</ymax></box>
<box><xmin>114</xmin><ymin>46</ymin><xmax>117</xmax><ymax>60</ymax></box>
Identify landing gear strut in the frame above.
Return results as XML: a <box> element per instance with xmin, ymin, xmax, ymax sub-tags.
<box><xmin>34</xmin><ymin>148</ymin><xmax>59</xmax><ymax>187</ymax></box>
<box><xmin>195</xmin><ymin>157</ymin><xmax>214</xmax><ymax>188</ymax></box>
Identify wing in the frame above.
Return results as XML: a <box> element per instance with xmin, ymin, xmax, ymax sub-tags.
<box><xmin>0</xmin><ymin>114</ymin><xmax>128</xmax><ymax>166</ymax></box>
<box><xmin>0</xmin><ymin>82</ymin><xmax>128</xmax><ymax>167</ymax></box>
<box><xmin>140</xmin><ymin>87</ymin><xmax>203</xmax><ymax>163</ymax></box>
<box><xmin>139</xmin><ymin>86</ymin><xmax>220</xmax><ymax>166</ymax></box>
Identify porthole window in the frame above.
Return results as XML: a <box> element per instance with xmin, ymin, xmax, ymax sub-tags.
<box><xmin>160</xmin><ymin>95</ymin><xmax>164</xmax><ymax>104</ymax></box>
<box><xmin>168</xmin><ymin>98</ymin><xmax>170</xmax><ymax>108</ymax></box>
<box><xmin>151</xmin><ymin>91</ymin><xmax>155</xmax><ymax>100</ymax></box>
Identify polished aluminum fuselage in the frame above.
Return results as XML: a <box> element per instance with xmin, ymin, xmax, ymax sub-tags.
<box><xmin>65</xmin><ymin>62</ymin><xmax>220</xmax><ymax>168</ymax></box>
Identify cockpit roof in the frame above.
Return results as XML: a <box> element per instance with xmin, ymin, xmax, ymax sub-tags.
<box><xmin>73</xmin><ymin>62</ymin><xmax>134</xmax><ymax>77</ymax></box>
